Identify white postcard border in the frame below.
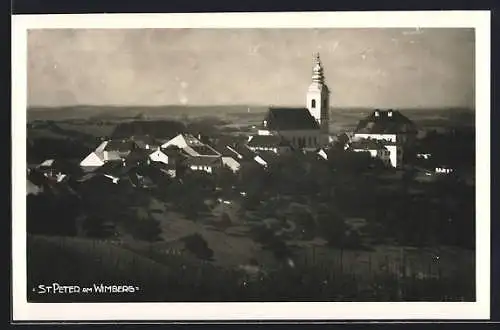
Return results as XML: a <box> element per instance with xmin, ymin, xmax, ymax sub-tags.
<box><xmin>12</xmin><ymin>11</ymin><xmax>491</xmax><ymax>321</ymax></box>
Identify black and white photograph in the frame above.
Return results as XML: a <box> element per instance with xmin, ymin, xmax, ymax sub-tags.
<box><xmin>12</xmin><ymin>11</ymin><xmax>491</xmax><ymax>321</ymax></box>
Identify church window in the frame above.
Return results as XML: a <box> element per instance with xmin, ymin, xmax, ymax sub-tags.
<box><xmin>311</xmin><ymin>99</ymin><xmax>316</xmax><ymax>108</ymax></box>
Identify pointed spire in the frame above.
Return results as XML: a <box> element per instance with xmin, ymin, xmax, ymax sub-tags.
<box><xmin>312</xmin><ymin>52</ymin><xmax>324</xmax><ymax>84</ymax></box>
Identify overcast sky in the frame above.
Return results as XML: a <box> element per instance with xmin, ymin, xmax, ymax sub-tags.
<box><xmin>27</xmin><ymin>28</ymin><xmax>475</xmax><ymax>109</ymax></box>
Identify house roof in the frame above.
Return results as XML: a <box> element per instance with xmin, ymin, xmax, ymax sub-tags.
<box><xmin>349</xmin><ymin>139</ymin><xmax>388</xmax><ymax>151</ymax></box>
<box><xmin>39</xmin><ymin>159</ymin><xmax>56</xmax><ymax>167</ymax></box>
<box><xmin>190</xmin><ymin>144</ymin><xmax>221</xmax><ymax>156</ymax></box>
<box><xmin>355</xmin><ymin>109</ymin><xmax>417</xmax><ymax>135</ymax></box>
<box><xmin>149</xmin><ymin>161</ymin><xmax>176</xmax><ymax>171</ymax></box>
<box><xmin>210</xmin><ymin>136</ymin><xmax>247</xmax><ymax>157</ymax></box>
<box><xmin>184</xmin><ymin>156</ymin><xmax>222</xmax><ymax>167</ymax></box>
<box><xmin>103</xmin><ymin>139</ymin><xmax>137</xmax><ymax>152</ymax></box>
<box><xmin>95</xmin><ymin>160</ymin><xmax>134</xmax><ymax>177</ymax></box>
<box><xmin>264</xmin><ymin>108</ymin><xmax>320</xmax><ymax>131</ymax></box>
<box><xmin>255</xmin><ymin>150</ymin><xmax>280</xmax><ymax>164</ymax></box>
<box><xmin>247</xmin><ymin>135</ymin><xmax>286</xmax><ymax>148</ymax></box>
<box><xmin>125</xmin><ymin>148</ymin><xmax>150</xmax><ymax>163</ymax></box>
<box><xmin>180</xmin><ymin>134</ymin><xmax>205</xmax><ymax>147</ymax></box>
<box><xmin>131</xmin><ymin>135</ymin><xmax>159</xmax><ymax>148</ymax></box>
<box><xmin>212</xmin><ymin>144</ymin><xmax>236</xmax><ymax>157</ymax></box>
<box><xmin>161</xmin><ymin>145</ymin><xmax>187</xmax><ymax>159</ymax></box>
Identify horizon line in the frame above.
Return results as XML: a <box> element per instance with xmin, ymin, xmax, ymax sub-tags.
<box><xmin>26</xmin><ymin>104</ymin><xmax>475</xmax><ymax>111</ymax></box>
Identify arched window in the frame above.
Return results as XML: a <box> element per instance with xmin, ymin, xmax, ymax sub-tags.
<box><xmin>311</xmin><ymin>99</ymin><xmax>316</xmax><ymax>108</ymax></box>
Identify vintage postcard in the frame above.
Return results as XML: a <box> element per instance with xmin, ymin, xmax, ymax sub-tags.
<box><xmin>12</xmin><ymin>11</ymin><xmax>490</xmax><ymax>321</ymax></box>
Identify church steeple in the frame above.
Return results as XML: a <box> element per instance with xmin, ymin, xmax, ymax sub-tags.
<box><xmin>312</xmin><ymin>52</ymin><xmax>325</xmax><ymax>84</ymax></box>
<box><xmin>306</xmin><ymin>52</ymin><xmax>330</xmax><ymax>144</ymax></box>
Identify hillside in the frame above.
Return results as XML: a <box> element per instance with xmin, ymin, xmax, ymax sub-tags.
<box><xmin>27</xmin><ymin>234</ymin><xmax>475</xmax><ymax>302</ymax></box>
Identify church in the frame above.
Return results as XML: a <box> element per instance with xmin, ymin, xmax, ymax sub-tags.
<box><xmin>255</xmin><ymin>53</ymin><xmax>331</xmax><ymax>151</ymax></box>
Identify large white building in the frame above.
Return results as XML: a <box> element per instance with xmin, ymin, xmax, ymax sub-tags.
<box><xmin>351</xmin><ymin>109</ymin><xmax>418</xmax><ymax>168</ymax></box>
<box><xmin>255</xmin><ymin>53</ymin><xmax>331</xmax><ymax>150</ymax></box>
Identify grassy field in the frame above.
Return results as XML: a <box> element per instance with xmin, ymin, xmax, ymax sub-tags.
<box><xmin>27</xmin><ymin>227</ymin><xmax>475</xmax><ymax>302</ymax></box>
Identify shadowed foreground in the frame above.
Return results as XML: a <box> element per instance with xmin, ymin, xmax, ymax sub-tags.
<box><xmin>27</xmin><ymin>235</ymin><xmax>475</xmax><ymax>302</ymax></box>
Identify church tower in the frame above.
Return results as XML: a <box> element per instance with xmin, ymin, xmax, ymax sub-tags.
<box><xmin>306</xmin><ymin>53</ymin><xmax>330</xmax><ymax>142</ymax></box>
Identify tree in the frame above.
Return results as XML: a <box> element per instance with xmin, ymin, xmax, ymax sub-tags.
<box><xmin>182</xmin><ymin>233</ymin><xmax>214</xmax><ymax>261</ymax></box>
<box><xmin>125</xmin><ymin>216</ymin><xmax>162</xmax><ymax>242</ymax></box>
<box><xmin>82</xmin><ymin>215</ymin><xmax>115</xmax><ymax>239</ymax></box>
<box><xmin>27</xmin><ymin>187</ymin><xmax>81</xmax><ymax>237</ymax></box>
<box><xmin>316</xmin><ymin>207</ymin><xmax>348</xmax><ymax>248</ymax></box>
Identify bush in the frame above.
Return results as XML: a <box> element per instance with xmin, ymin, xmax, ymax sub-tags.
<box><xmin>82</xmin><ymin>216</ymin><xmax>115</xmax><ymax>239</ymax></box>
<box><xmin>316</xmin><ymin>208</ymin><xmax>348</xmax><ymax>248</ymax></box>
<box><xmin>182</xmin><ymin>233</ymin><xmax>214</xmax><ymax>261</ymax></box>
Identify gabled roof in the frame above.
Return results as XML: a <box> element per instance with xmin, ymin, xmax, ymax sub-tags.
<box><xmin>264</xmin><ymin>108</ymin><xmax>320</xmax><ymax>131</ymax></box>
<box><xmin>349</xmin><ymin>139</ymin><xmax>388</xmax><ymax>151</ymax></box>
<box><xmin>247</xmin><ymin>135</ymin><xmax>286</xmax><ymax>148</ymax></box>
<box><xmin>355</xmin><ymin>109</ymin><xmax>417</xmax><ymax>134</ymax></box>
<box><xmin>161</xmin><ymin>145</ymin><xmax>187</xmax><ymax>159</ymax></box>
<box><xmin>210</xmin><ymin>136</ymin><xmax>247</xmax><ymax>157</ymax></box>
<box><xmin>255</xmin><ymin>150</ymin><xmax>280</xmax><ymax>164</ymax></box>
<box><xmin>190</xmin><ymin>145</ymin><xmax>221</xmax><ymax>156</ymax></box>
<box><xmin>39</xmin><ymin>159</ymin><xmax>56</xmax><ymax>167</ymax></box>
<box><xmin>212</xmin><ymin>144</ymin><xmax>237</xmax><ymax>157</ymax></box>
<box><xmin>102</xmin><ymin>139</ymin><xmax>137</xmax><ymax>152</ymax></box>
<box><xmin>184</xmin><ymin>156</ymin><xmax>222</xmax><ymax>167</ymax></box>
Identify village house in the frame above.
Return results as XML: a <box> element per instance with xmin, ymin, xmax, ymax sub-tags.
<box><xmin>252</xmin><ymin>150</ymin><xmax>281</xmax><ymax>169</ymax></box>
<box><xmin>161</xmin><ymin>133</ymin><xmax>221</xmax><ymax>158</ymax></box>
<box><xmin>79</xmin><ymin>139</ymin><xmax>138</xmax><ymax>171</ymax></box>
<box><xmin>148</xmin><ymin>148</ymin><xmax>170</xmax><ymax>165</ymax></box>
<box><xmin>246</xmin><ymin>135</ymin><xmax>292</xmax><ymax>154</ymax></box>
<box><xmin>211</xmin><ymin>142</ymin><xmax>242</xmax><ymax>173</ymax></box>
<box><xmin>354</xmin><ymin>109</ymin><xmax>417</xmax><ymax>145</ymax></box>
<box><xmin>435</xmin><ymin>165</ymin><xmax>454</xmax><ymax>175</ymax></box>
<box><xmin>149</xmin><ymin>161</ymin><xmax>177</xmax><ymax>178</ymax></box>
<box><xmin>184</xmin><ymin>156</ymin><xmax>222</xmax><ymax>174</ymax></box>
<box><xmin>36</xmin><ymin>159</ymin><xmax>71</xmax><ymax>183</ymax></box>
<box><xmin>347</xmin><ymin>139</ymin><xmax>392</xmax><ymax>167</ymax></box>
<box><xmin>351</xmin><ymin>109</ymin><xmax>417</xmax><ymax>168</ymax></box>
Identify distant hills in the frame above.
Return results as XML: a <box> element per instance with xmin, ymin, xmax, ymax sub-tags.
<box><xmin>26</xmin><ymin>105</ymin><xmax>475</xmax><ymax>129</ymax></box>
<box><xmin>27</xmin><ymin>105</ymin><xmax>269</xmax><ymax>121</ymax></box>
